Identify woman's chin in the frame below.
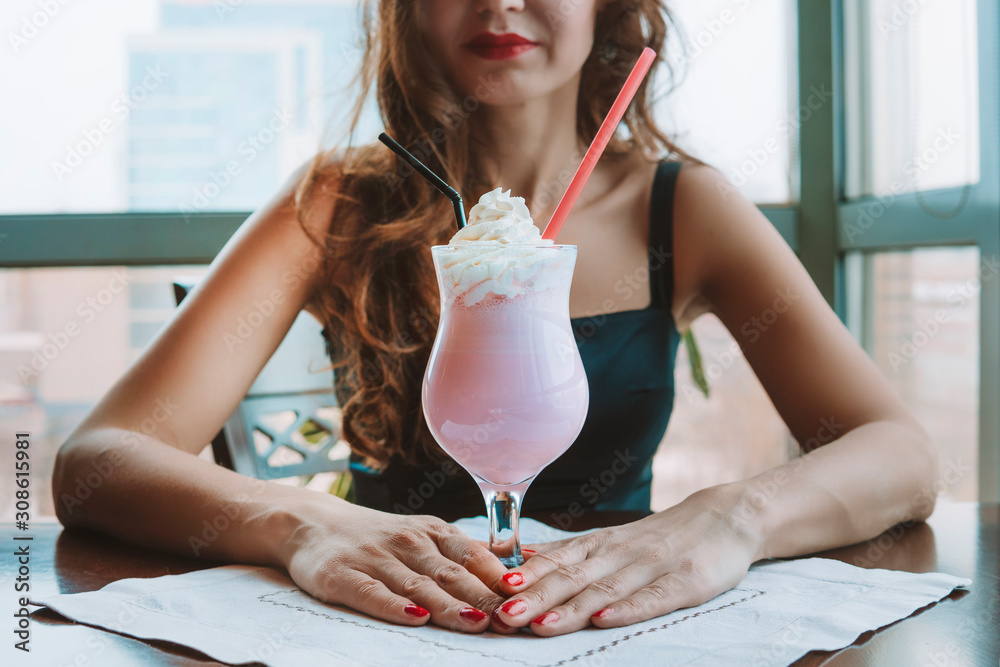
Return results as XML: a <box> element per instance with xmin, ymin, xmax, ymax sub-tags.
<box><xmin>455</xmin><ymin>80</ymin><xmax>559</xmax><ymax>111</ymax></box>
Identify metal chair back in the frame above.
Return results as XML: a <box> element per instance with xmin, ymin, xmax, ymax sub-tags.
<box><xmin>172</xmin><ymin>278</ymin><xmax>348</xmax><ymax>480</ymax></box>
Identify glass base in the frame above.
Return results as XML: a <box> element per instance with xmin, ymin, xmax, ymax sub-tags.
<box><xmin>479</xmin><ymin>481</ymin><xmax>531</xmax><ymax>568</ymax></box>
<box><xmin>498</xmin><ymin>554</ymin><xmax>523</xmax><ymax>569</ymax></box>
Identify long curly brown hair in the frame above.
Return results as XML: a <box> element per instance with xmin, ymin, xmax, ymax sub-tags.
<box><xmin>293</xmin><ymin>0</ymin><xmax>696</xmax><ymax>469</ymax></box>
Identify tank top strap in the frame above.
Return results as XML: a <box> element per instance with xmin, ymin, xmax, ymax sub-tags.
<box><xmin>648</xmin><ymin>160</ymin><xmax>681</xmax><ymax>311</ymax></box>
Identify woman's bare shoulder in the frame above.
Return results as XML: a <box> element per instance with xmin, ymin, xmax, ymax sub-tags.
<box><xmin>669</xmin><ymin>160</ymin><xmax>736</xmax><ymax>330</ymax></box>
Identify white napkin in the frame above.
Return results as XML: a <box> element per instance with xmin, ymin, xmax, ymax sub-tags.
<box><xmin>32</xmin><ymin>517</ymin><xmax>970</xmax><ymax>666</ymax></box>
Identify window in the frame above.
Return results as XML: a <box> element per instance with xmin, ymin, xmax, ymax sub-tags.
<box><xmin>662</xmin><ymin>0</ymin><xmax>797</xmax><ymax>204</ymax></box>
<box><xmin>0</xmin><ymin>0</ymin><xmax>367</xmax><ymax>214</ymax></box>
<box><xmin>0</xmin><ymin>265</ymin><xmax>210</xmax><ymax>519</ymax></box>
<box><xmin>835</xmin><ymin>0</ymin><xmax>998</xmax><ymax>501</ymax></box>
<box><xmin>843</xmin><ymin>0</ymin><xmax>980</xmax><ymax>199</ymax></box>
<box><xmin>1</xmin><ymin>0</ymin><xmax>797</xmax><ymax>214</ymax></box>
<box><xmin>651</xmin><ymin>0</ymin><xmax>799</xmax><ymax>508</ymax></box>
<box><xmin>846</xmin><ymin>247</ymin><xmax>982</xmax><ymax>501</ymax></box>
<box><xmin>3</xmin><ymin>0</ymin><xmax>996</xmax><ymax>506</ymax></box>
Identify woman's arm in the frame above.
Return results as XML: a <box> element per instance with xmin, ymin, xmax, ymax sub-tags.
<box><xmin>491</xmin><ymin>163</ymin><xmax>939</xmax><ymax>636</ymax></box>
<box><xmin>677</xmin><ymin>162</ymin><xmax>938</xmax><ymax>557</ymax></box>
<box><xmin>725</xmin><ymin>420</ymin><xmax>937</xmax><ymax>561</ymax></box>
<box><xmin>53</xmin><ymin>162</ymin><xmax>335</xmax><ymax>557</ymax></box>
<box><xmin>673</xmin><ymin>165</ymin><xmax>939</xmax><ymax>557</ymax></box>
<box><xmin>52</xmin><ymin>159</ymin><xmax>507</xmax><ymax>631</ymax></box>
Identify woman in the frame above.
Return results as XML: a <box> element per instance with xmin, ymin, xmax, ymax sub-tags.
<box><xmin>53</xmin><ymin>0</ymin><xmax>938</xmax><ymax>638</ymax></box>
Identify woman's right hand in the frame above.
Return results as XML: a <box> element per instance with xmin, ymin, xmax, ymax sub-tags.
<box><xmin>280</xmin><ymin>497</ymin><xmax>510</xmax><ymax>632</ymax></box>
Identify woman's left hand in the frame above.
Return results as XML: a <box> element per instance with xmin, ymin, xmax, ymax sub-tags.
<box><xmin>492</xmin><ymin>486</ymin><xmax>763</xmax><ymax>636</ymax></box>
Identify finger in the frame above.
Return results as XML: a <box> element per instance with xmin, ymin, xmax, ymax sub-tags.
<box><xmin>435</xmin><ymin>526</ymin><xmax>510</xmax><ymax>593</ymax></box>
<box><xmin>496</xmin><ymin>556</ymin><xmax>619</xmax><ymax>628</ymax></box>
<box><xmin>475</xmin><ymin>541</ymin><xmax>538</xmax><ymax>561</ymax></box>
<box><xmin>590</xmin><ymin>573</ymin><xmax>704</xmax><ymax>628</ymax></box>
<box><xmin>317</xmin><ymin>570</ymin><xmax>432</xmax><ymax>627</ymax></box>
<box><xmin>497</xmin><ymin>533</ymin><xmax>599</xmax><ymax>596</ymax></box>
<box><xmin>490</xmin><ymin>608</ymin><xmax>520</xmax><ymax>635</ymax></box>
<box><xmin>470</xmin><ymin>537</ymin><xmax>539</xmax><ymax>569</ymax></box>
<box><xmin>516</xmin><ymin>535</ymin><xmax>579</xmax><ymax>559</ymax></box>
<box><xmin>378</xmin><ymin>562</ymin><xmax>492</xmax><ymax>632</ymax></box>
<box><xmin>527</xmin><ymin>565</ymin><xmax>649</xmax><ymax>636</ymax></box>
<box><xmin>400</xmin><ymin>550</ymin><xmax>504</xmax><ymax>614</ymax></box>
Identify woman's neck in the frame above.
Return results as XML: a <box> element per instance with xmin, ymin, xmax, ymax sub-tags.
<box><xmin>471</xmin><ymin>75</ymin><xmax>592</xmax><ymax>221</ymax></box>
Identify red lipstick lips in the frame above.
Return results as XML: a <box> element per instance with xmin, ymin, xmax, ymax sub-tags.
<box><xmin>463</xmin><ymin>32</ymin><xmax>539</xmax><ymax>60</ymax></box>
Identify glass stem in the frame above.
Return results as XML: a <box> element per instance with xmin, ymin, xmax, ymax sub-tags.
<box><xmin>482</xmin><ymin>484</ymin><xmax>528</xmax><ymax>568</ymax></box>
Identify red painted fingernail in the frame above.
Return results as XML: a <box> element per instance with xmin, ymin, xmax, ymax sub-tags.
<box><xmin>492</xmin><ymin>608</ymin><xmax>513</xmax><ymax>630</ymax></box>
<box><xmin>404</xmin><ymin>604</ymin><xmax>430</xmax><ymax>617</ymax></box>
<box><xmin>502</xmin><ymin>572</ymin><xmax>525</xmax><ymax>587</ymax></box>
<box><xmin>592</xmin><ymin>608</ymin><xmax>614</xmax><ymax>620</ymax></box>
<box><xmin>522</xmin><ymin>549</ymin><xmax>536</xmax><ymax>554</ymax></box>
<box><xmin>532</xmin><ymin>611</ymin><xmax>559</xmax><ymax>626</ymax></box>
<box><xmin>459</xmin><ymin>607</ymin><xmax>488</xmax><ymax>622</ymax></box>
<box><xmin>500</xmin><ymin>599</ymin><xmax>528</xmax><ymax>616</ymax></box>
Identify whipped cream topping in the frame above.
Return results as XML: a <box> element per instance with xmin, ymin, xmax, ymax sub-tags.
<box><xmin>438</xmin><ymin>187</ymin><xmax>562</xmax><ymax>307</ymax></box>
<box><xmin>448</xmin><ymin>187</ymin><xmax>549</xmax><ymax>245</ymax></box>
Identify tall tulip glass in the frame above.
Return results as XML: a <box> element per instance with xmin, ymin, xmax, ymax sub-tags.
<box><xmin>422</xmin><ymin>244</ymin><xmax>590</xmax><ymax>567</ymax></box>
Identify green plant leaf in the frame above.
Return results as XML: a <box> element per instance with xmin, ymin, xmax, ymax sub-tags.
<box><xmin>683</xmin><ymin>329</ymin><xmax>710</xmax><ymax>398</ymax></box>
<box><xmin>328</xmin><ymin>471</ymin><xmax>354</xmax><ymax>502</ymax></box>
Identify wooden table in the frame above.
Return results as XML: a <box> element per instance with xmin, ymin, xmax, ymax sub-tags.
<box><xmin>4</xmin><ymin>503</ymin><xmax>996</xmax><ymax>666</ymax></box>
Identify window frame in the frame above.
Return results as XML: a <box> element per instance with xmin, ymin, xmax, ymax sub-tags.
<box><xmin>0</xmin><ymin>0</ymin><xmax>996</xmax><ymax>499</ymax></box>
<box><xmin>798</xmin><ymin>0</ymin><xmax>999</xmax><ymax>501</ymax></box>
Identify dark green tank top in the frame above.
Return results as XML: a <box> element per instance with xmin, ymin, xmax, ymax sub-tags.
<box><xmin>321</xmin><ymin>161</ymin><xmax>682</xmax><ymax>516</ymax></box>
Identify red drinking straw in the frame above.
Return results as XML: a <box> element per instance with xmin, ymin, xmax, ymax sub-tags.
<box><xmin>541</xmin><ymin>47</ymin><xmax>657</xmax><ymax>241</ymax></box>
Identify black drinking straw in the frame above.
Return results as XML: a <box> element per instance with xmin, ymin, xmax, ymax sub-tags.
<box><xmin>378</xmin><ymin>132</ymin><xmax>467</xmax><ymax>230</ymax></box>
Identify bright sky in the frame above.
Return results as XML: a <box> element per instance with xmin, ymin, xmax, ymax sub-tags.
<box><xmin>10</xmin><ymin>0</ymin><xmax>976</xmax><ymax>213</ymax></box>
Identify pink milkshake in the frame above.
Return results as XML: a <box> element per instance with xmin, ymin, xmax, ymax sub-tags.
<box><xmin>421</xmin><ymin>188</ymin><xmax>589</xmax><ymax>565</ymax></box>
<box><xmin>422</xmin><ymin>283</ymin><xmax>589</xmax><ymax>486</ymax></box>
